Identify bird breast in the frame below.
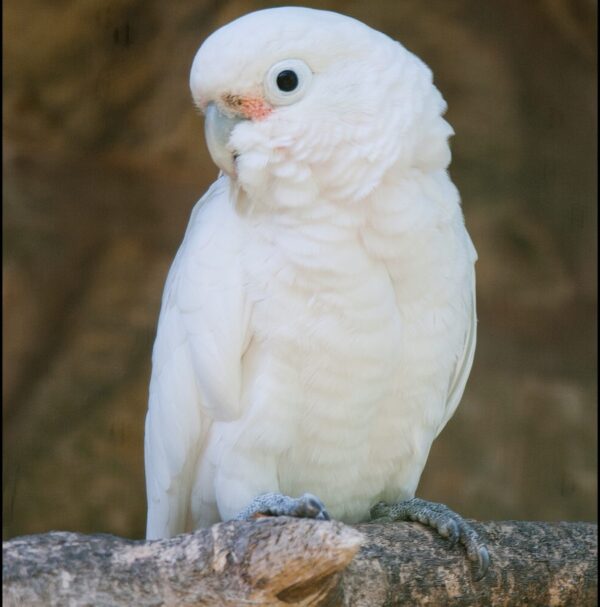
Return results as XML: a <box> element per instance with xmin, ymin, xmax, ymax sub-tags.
<box><xmin>225</xmin><ymin>176</ymin><xmax>470</xmax><ymax>522</ymax></box>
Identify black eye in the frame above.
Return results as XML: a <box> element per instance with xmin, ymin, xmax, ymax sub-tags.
<box><xmin>276</xmin><ymin>70</ymin><xmax>299</xmax><ymax>92</ymax></box>
<box><xmin>265</xmin><ymin>60</ymin><xmax>312</xmax><ymax>105</ymax></box>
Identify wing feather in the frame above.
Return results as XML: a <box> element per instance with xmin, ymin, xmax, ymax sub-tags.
<box><xmin>435</xmin><ymin>236</ymin><xmax>478</xmax><ymax>437</ymax></box>
<box><xmin>145</xmin><ymin>177</ymin><xmax>249</xmax><ymax>539</ymax></box>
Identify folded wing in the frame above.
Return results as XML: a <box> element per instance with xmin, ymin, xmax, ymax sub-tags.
<box><xmin>145</xmin><ymin>177</ymin><xmax>250</xmax><ymax>539</ymax></box>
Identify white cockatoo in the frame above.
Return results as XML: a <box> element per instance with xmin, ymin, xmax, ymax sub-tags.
<box><xmin>145</xmin><ymin>6</ymin><xmax>488</xmax><ymax>577</ymax></box>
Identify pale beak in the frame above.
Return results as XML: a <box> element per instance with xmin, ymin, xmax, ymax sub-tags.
<box><xmin>204</xmin><ymin>102</ymin><xmax>246</xmax><ymax>176</ymax></box>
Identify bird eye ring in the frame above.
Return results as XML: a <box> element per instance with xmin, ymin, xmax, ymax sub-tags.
<box><xmin>264</xmin><ymin>59</ymin><xmax>312</xmax><ymax>106</ymax></box>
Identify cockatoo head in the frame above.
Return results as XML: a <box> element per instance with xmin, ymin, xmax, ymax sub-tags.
<box><xmin>190</xmin><ymin>7</ymin><xmax>452</xmax><ymax>208</ymax></box>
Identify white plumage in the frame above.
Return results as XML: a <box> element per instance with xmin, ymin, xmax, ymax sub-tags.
<box><xmin>145</xmin><ymin>7</ymin><xmax>477</xmax><ymax>540</ymax></box>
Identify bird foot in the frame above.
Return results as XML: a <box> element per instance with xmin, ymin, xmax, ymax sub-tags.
<box><xmin>235</xmin><ymin>492</ymin><xmax>330</xmax><ymax>521</ymax></box>
<box><xmin>370</xmin><ymin>497</ymin><xmax>490</xmax><ymax>580</ymax></box>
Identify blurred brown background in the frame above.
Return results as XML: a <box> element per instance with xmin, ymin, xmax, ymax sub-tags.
<box><xmin>3</xmin><ymin>0</ymin><xmax>597</xmax><ymax>540</ymax></box>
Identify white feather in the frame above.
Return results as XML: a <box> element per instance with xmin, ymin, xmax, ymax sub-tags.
<box><xmin>145</xmin><ymin>178</ymin><xmax>250</xmax><ymax>538</ymax></box>
<box><xmin>146</xmin><ymin>7</ymin><xmax>478</xmax><ymax>537</ymax></box>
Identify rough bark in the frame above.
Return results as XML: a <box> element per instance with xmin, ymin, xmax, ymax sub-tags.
<box><xmin>348</xmin><ymin>520</ymin><xmax>597</xmax><ymax>606</ymax></box>
<box><xmin>3</xmin><ymin>518</ymin><xmax>362</xmax><ymax>607</ymax></box>
<box><xmin>2</xmin><ymin>519</ymin><xmax>597</xmax><ymax>607</ymax></box>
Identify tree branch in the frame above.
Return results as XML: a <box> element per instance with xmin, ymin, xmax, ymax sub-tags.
<box><xmin>3</xmin><ymin>519</ymin><xmax>597</xmax><ymax>606</ymax></box>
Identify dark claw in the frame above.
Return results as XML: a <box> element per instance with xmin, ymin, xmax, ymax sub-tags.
<box><xmin>300</xmin><ymin>493</ymin><xmax>330</xmax><ymax>520</ymax></box>
<box><xmin>473</xmin><ymin>546</ymin><xmax>490</xmax><ymax>580</ymax></box>
<box><xmin>440</xmin><ymin>519</ymin><xmax>459</xmax><ymax>548</ymax></box>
